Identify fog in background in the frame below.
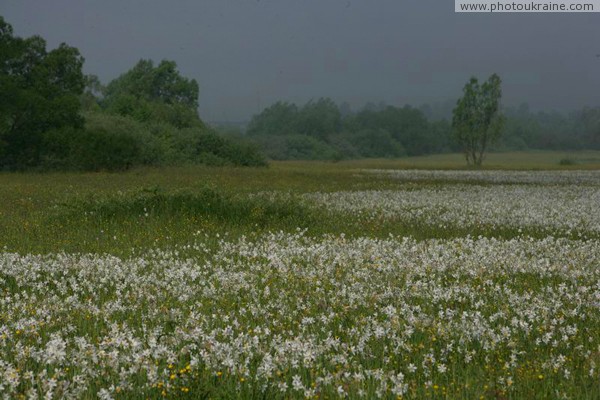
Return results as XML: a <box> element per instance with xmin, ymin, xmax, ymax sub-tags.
<box><xmin>2</xmin><ymin>0</ymin><xmax>599</xmax><ymax>123</ymax></box>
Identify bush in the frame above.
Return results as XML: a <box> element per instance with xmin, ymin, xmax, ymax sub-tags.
<box><xmin>348</xmin><ymin>129</ymin><xmax>406</xmax><ymax>158</ymax></box>
<box><xmin>326</xmin><ymin>134</ymin><xmax>360</xmax><ymax>160</ymax></box>
<box><xmin>104</xmin><ymin>95</ymin><xmax>202</xmax><ymax>129</ymax></box>
<box><xmin>174</xmin><ymin>127</ymin><xmax>267</xmax><ymax>167</ymax></box>
<box><xmin>249</xmin><ymin>135</ymin><xmax>289</xmax><ymax>160</ymax></box>
<box><xmin>284</xmin><ymin>135</ymin><xmax>337</xmax><ymax>160</ymax></box>
<box><xmin>71</xmin><ymin>126</ymin><xmax>141</xmax><ymax>171</ymax></box>
<box><xmin>83</xmin><ymin>112</ymin><xmax>167</xmax><ymax>166</ymax></box>
<box><xmin>559</xmin><ymin>158</ymin><xmax>576</xmax><ymax>166</ymax></box>
<box><xmin>44</xmin><ymin>103</ymin><xmax>149</xmax><ymax>171</ymax></box>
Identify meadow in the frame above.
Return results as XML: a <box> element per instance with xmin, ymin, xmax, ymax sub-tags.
<box><xmin>1</xmin><ymin>151</ymin><xmax>600</xmax><ymax>399</ymax></box>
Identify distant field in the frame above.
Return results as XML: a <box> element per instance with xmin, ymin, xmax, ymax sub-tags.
<box><xmin>1</xmin><ymin>151</ymin><xmax>598</xmax><ymax>255</ymax></box>
<box><xmin>328</xmin><ymin>150</ymin><xmax>600</xmax><ymax>170</ymax></box>
<box><xmin>1</xmin><ymin>152</ymin><xmax>600</xmax><ymax>399</ymax></box>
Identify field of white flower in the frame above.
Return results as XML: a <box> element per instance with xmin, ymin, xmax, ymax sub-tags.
<box><xmin>305</xmin><ymin>171</ymin><xmax>600</xmax><ymax>237</ymax></box>
<box><xmin>1</xmin><ymin>168</ymin><xmax>599</xmax><ymax>399</ymax></box>
<box><xmin>362</xmin><ymin>169</ymin><xmax>600</xmax><ymax>186</ymax></box>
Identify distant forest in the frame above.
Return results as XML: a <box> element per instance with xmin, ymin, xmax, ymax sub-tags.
<box><xmin>235</xmin><ymin>99</ymin><xmax>600</xmax><ymax>161</ymax></box>
<box><xmin>2</xmin><ymin>15</ymin><xmax>599</xmax><ymax>171</ymax></box>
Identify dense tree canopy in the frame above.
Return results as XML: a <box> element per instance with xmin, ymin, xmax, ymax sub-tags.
<box><xmin>102</xmin><ymin>59</ymin><xmax>201</xmax><ymax>128</ymax></box>
<box><xmin>246</xmin><ymin>101</ymin><xmax>299</xmax><ymax>136</ymax></box>
<box><xmin>247</xmin><ymin>99</ymin><xmax>451</xmax><ymax>160</ymax></box>
<box><xmin>0</xmin><ymin>17</ymin><xmax>85</xmax><ymax>169</ymax></box>
<box><xmin>105</xmin><ymin>59</ymin><xmax>198</xmax><ymax>107</ymax></box>
<box><xmin>296</xmin><ymin>98</ymin><xmax>342</xmax><ymax>140</ymax></box>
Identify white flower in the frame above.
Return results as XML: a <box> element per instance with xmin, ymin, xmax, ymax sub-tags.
<box><xmin>97</xmin><ymin>388</ymin><xmax>113</xmax><ymax>400</ymax></box>
<box><xmin>292</xmin><ymin>375</ymin><xmax>304</xmax><ymax>392</ymax></box>
<box><xmin>44</xmin><ymin>336</ymin><xmax>66</xmax><ymax>365</ymax></box>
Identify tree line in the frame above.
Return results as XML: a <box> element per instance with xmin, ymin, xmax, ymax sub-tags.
<box><xmin>0</xmin><ymin>16</ymin><xmax>266</xmax><ymax>171</ymax></box>
<box><xmin>2</xmin><ymin>15</ymin><xmax>599</xmax><ymax>170</ymax></box>
<box><xmin>245</xmin><ymin>99</ymin><xmax>452</xmax><ymax>161</ymax></box>
<box><xmin>245</xmin><ymin>94</ymin><xmax>600</xmax><ymax>163</ymax></box>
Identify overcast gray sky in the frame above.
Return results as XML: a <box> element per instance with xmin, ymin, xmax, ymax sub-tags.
<box><xmin>2</xmin><ymin>0</ymin><xmax>599</xmax><ymax>122</ymax></box>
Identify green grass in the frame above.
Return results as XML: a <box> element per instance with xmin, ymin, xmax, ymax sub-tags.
<box><xmin>330</xmin><ymin>150</ymin><xmax>600</xmax><ymax>170</ymax></box>
<box><xmin>2</xmin><ymin>151</ymin><xmax>600</xmax><ymax>254</ymax></box>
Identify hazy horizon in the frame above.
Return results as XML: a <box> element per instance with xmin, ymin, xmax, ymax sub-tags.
<box><xmin>2</xmin><ymin>0</ymin><xmax>599</xmax><ymax>122</ymax></box>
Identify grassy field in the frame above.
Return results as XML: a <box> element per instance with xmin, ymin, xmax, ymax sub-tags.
<box><xmin>1</xmin><ymin>151</ymin><xmax>600</xmax><ymax>399</ymax></box>
<box><xmin>2</xmin><ymin>151</ymin><xmax>600</xmax><ymax>254</ymax></box>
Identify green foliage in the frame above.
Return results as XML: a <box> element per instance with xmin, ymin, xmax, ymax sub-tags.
<box><xmin>246</xmin><ymin>101</ymin><xmax>299</xmax><ymax>136</ymax></box>
<box><xmin>102</xmin><ymin>59</ymin><xmax>202</xmax><ymax>128</ymax></box>
<box><xmin>252</xmin><ymin>134</ymin><xmax>337</xmax><ymax>160</ymax></box>
<box><xmin>326</xmin><ymin>133</ymin><xmax>360</xmax><ymax>160</ymax></box>
<box><xmin>104</xmin><ymin>59</ymin><xmax>198</xmax><ymax>107</ymax></box>
<box><xmin>296</xmin><ymin>98</ymin><xmax>342</xmax><ymax>140</ymax></box>
<box><xmin>488</xmin><ymin>104</ymin><xmax>600</xmax><ymax>152</ymax></box>
<box><xmin>0</xmin><ymin>17</ymin><xmax>85</xmax><ymax>170</ymax></box>
<box><xmin>346</xmin><ymin>105</ymin><xmax>438</xmax><ymax>156</ymax></box>
<box><xmin>80</xmin><ymin>74</ymin><xmax>104</xmax><ymax>111</ymax></box>
<box><xmin>246</xmin><ymin>98</ymin><xmax>342</xmax><ymax>141</ymax></box>
<box><xmin>247</xmin><ymin>95</ymin><xmax>599</xmax><ymax>161</ymax></box>
<box><xmin>37</xmin><ymin>111</ymin><xmax>267</xmax><ymax>171</ymax></box>
<box><xmin>174</xmin><ymin>127</ymin><xmax>267</xmax><ymax>166</ymax></box>
<box><xmin>248</xmin><ymin>100</ymin><xmax>449</xmax><ymax>160</ymax></box>
<box><xmin>104</xmin><ymin>93</ymin><xmax>201</xmax><ymax>129</ymax></box>
<box><xmin>70</xmin><ymin>126</ymin><xmax>141</xmax><ymax>171</ymax></box>
<box><xmin>40</xmin><ymin>113</ymin><xmax>155</xmax><ymax>171</ymax></box>
<box><xmin>559</xmin><ymin>158</ymin><xmax>576</xmax><ymax>166</ymax></box>
<box><xmin>62</xmin><ymin>186</ymin><xmax>315</xmax><ymax>228</ymax></box>
<box><xmin>452</xmin><ymin>74</ymin><xmax>504</xmax><ymax>166</ymax></box>
<box><xmin>348</xmin><ymin>129</ymin><xmax>406</xmax><ymax>158</ymax></box>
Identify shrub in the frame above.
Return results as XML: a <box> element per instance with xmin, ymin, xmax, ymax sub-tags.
<box><xmin>348</xmin><ymin>129</ymin><xmax>406</xmax><ymax>158</ymax></box>
<box><xmin>174</xmin><ymin>127</ymin><xmax>267</xmax><ymax>167</ymax></box>
<box><xmin>559</xmin><ymin>158</ymin><xmax>576</xmax><ymax>166</ymax></box>
<box><xmin>71</xmin><ymin>126</ymin><xmax>141</xmax><ymax>171</ymax></box>
<box><xmin>41</xmin><ymin>112</ymin><xmax>166</xmax><ymax>171</ymax></box>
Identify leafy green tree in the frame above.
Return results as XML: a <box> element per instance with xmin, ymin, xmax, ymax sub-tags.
<box><xmin>103</xmin><ymin>59</ymin><xmax>201</xmax><ymax>128</ymax></box>
<box><xmin>246</xmin><ymin>102</ymin><xmax>299</xmax><ymax>136</ymax></box>
<box><xmin>105</xmin><ymin>59</ymin><xmax>198</xmax><ymax>107</ymax></box>
<box><xmin>0</xmin><ymin>16</ymin><xmax>85</xmax><ymax>169</ymax></box>
<box><xmin>296</xmin><ymin>98</ymin><xmax>341</xmax><ymax>140</ymax></box>
<box><xmin>452</xmin><ymin>74</ymin><xmax>504</xmax><ymax>166</ymax></box>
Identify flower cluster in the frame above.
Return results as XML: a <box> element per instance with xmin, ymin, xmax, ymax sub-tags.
<box><xmin>305</xmin><ymin>184</ymin><xmax>600</xmax><ymax>234</ymax></box>
<box><xmin>364</xmin><ymin>169</ymin><xmax>600</xmax><ymax>185</ymax></box>
<box><xmin>1</xmin><ymin>232</ymin><xmax>599</xmax><ymax>398</ymax></box>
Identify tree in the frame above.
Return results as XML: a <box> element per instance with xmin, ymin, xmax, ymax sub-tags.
<box><xmin>452</xmin><ymin>74</ymin><xmax>504</xmax><ymax>166</ymax></box>
<box><xmin>349</xmin><ymin>128</ymin><xmax>406</xmax><ymax>158</ymax></box>
<box><xmin>102</xmin><ymin>59</ymin><xmax>201</xmax><ymax>128</ymax></box>
<box><xmin>296</xmin><ymin>98</ymin><xmax>341</xmax><ymax>140</ymax></box>
<box><xmin>246</xmin><ymin>101</ymin><xmax>299</xmax><ymax>136</ymax></box>
<box><xmin>80</xmin><ymin>74</ymin><xmax>105</xmax><ymax>111</ymax></box>
<box><xmin>0</xmin><ymin>16</ymin><xmax>85</xmax><ymax>169</ymax></box>
<box><xmin>345</xmin><ymin>105</ymin><xmax>430</xmax><ymax>156</ymax></box>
